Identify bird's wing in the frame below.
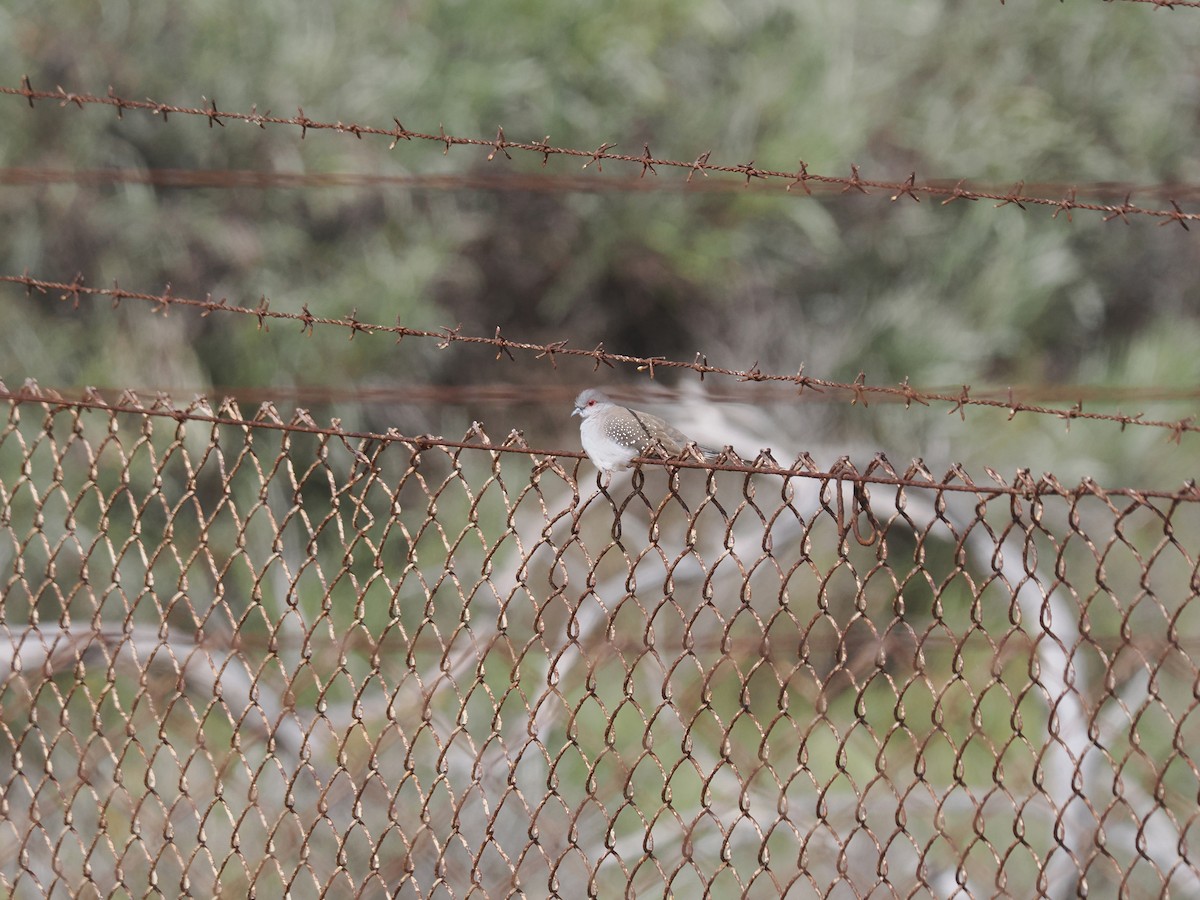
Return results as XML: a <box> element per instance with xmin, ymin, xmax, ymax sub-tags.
<box><xmin>627</xmin><ymin>408</ymin><xmax>690</xmax><ymax>454</ymax></box>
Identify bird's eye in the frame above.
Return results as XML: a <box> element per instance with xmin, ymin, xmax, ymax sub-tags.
<box><xmin>588</xmin><ymin>400</ymin><xmax>595</xmax><ymax>407</ymax></box>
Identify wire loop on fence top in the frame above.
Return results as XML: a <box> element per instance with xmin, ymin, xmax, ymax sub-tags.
<box><xmin>4</xmin><ymin>273</ymin><xmax>1199</xmax><ymax>443</ymax></box>
<box><xmin>3</xmin><ymin>81</ymin><xmax>1199</xmax><ymax>224</ymax></box>
<box><xmin>2</xmin><ymin>380</ymin><xmax>1198</xmax><ymax>502</ymax></box>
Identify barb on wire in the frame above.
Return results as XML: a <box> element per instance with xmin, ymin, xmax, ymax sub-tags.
<box><xmin>1002</xmin><ymin>0</ymin><xmax>1199</xmax><ymax>7</ymax></box>
<box><xmin>2</xmin><ymin>379</ymin><xmax>1198</xmax><ymax>503</ymax></box>
<box><xmin>4</xmin><ymin>272</ymin><xmax>1199</xmax><ymax>442</ymax></box>
<box><xmin>1103</xmin><ymin>0</ymin><xmax>1195</xmax><ymax>6</ymax></box>
<box><xmin>3</xmin><ymin>81</ymin><xmax>1200</xmax><ymax>224</ymax></box>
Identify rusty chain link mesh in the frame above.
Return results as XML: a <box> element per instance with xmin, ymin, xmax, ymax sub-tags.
<box><xmin>1</xmin><ymin>394</ymin><xmax>1199</xmax><ymax>898</ymax></box>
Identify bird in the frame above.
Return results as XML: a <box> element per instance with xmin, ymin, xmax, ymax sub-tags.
<box><xmin>572</xmin><ymin>388</ymin><xmax>720</xmax><ymax>474</ymax></box>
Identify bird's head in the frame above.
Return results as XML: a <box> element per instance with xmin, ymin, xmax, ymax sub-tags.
<box><xmin>572</xmin><ymin>388</ymin><xmax>613</xmax><ymax>419</ymax></box>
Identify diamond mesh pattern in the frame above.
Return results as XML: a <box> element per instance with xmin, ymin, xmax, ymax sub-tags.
<box><xmin>1</xmin><ymin>396</ymin><xmax>1198</xmax><ymax>897</ymax></box>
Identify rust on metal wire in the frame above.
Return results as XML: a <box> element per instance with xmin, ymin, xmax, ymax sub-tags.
<box><xmin>4</xmin><ymin>272</ymin><xmax>1199</xmax><ymax>442</ymax></box>
<box><xmin>3</xmin><ymin>81</ymin><xmax>1200</xmax><ymax>223</ymax></box>
<box><xmin>0</xmin><ymin>387</ymin><xmax>1197</xmax><ymax>896</ymax></box>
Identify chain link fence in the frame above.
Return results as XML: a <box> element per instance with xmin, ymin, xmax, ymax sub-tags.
<box><xmin>1</xmin><ymin>392</ymin><xmax>1198</xmax><ymax>897</ymax></box>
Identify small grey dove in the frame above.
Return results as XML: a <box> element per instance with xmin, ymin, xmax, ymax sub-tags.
<box><xmin>572</xmin><ymin>388</ymin><xmax>719</xmax><ymax>474</ymax></box>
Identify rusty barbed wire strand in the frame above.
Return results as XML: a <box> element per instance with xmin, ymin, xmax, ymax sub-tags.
<box><xmin>2</xmin><ymin>80</ymin><xmax>1197</xmax><ymax>226</ymax></box>
<box><xmin>5</xmin><ymin>272</ymin><xmax>1198</xmax><ymax>443</ymax></box>
<box><xmin>3</xmin><ymin>380</ymin><xmax>1193</xmax><ymax>411</ymax></box>
<box><xmin>2</xmin><ymin>380</ymin><xmax>1197</xmax><ymax>502</ymax></box>
<box><xmin>1003</xmin><ymin>0</ymin><xmax>1200</xmax><ymax>7</ymax></box>
<box><xmin>1090</xmin><ymin>0</ymin><xmax>1199</xmax><ymax>6</ymax></box>
<box><xmin>6</xmin><ymin>165</ymin><xmax>1200</xmax><ymax>205</ymax></box>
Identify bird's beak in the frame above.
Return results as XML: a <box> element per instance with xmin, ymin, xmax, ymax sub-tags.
<box><xmin>571</xmin><ymin>407</ymin><xmax>581</xmax><ymax>417</ymax></box>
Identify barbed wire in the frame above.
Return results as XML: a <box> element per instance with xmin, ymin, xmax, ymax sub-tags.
<box><xmin>1092</xmin><ymin>0</ymin><xmax>1198</xmax><ymax>7</ymax></box>
<box><xmin>1018</xmin><ymin>0</ymin><xmax>1200</xmax><ymax>7</ymax></box>
<box><xmin>5</xmin><ymin>165</ymin><xmax>1200</xmax><ymax>205</ymax></box>
<box><xmin>4</xmin><ymin>379</ymin><xmax>1192</xmax><ymax>411</ymax></box>
<box><xmin>2</xmin><ymin>380</ymin><xmax>1198</xmax><ymax>503</ymax></box>
<box><xmin>5</xmin><ymin>272</ymin><xmax>1198</xmax><ymax>443</ymax></box>
<box><xmin>2</xmin><ymin>79</ymin><xmax>1196</xmax><ymax>226</ymax></box>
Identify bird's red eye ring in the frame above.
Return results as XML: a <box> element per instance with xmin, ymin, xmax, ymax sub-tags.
<box><xmin>588</xmin><ymin>400</ymin><xmax>596</xmax><ymax>407</ymax></box>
